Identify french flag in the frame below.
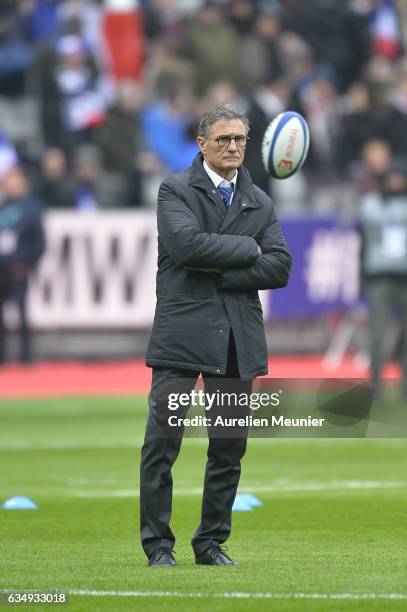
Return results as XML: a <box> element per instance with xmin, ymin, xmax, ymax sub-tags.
<box><xmin>102</xmin><ymin>0</ymin><xmax>145</xmax><ymax>82</ymax></box>
<box><xmin>370</xmin><ymin>0</ymin><xmax>401</xmax><ymax>59</ymax></box>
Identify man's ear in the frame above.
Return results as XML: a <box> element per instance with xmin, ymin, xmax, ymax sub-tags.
<box><xmin>197</xmin><ymin>136</ymin><xmax>206</xmax><ymax>154</ymax></box>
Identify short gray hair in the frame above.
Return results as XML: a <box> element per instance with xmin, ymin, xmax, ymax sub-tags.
<box><xmin>198</xmin><ymin>105</ymin><xmax>250</xmax><ymax>138</ymax></box>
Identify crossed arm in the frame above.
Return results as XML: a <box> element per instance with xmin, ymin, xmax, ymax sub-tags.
<box><xmin>157</xmin><ymin>182</ymin><xmax>292</xmax><ymax>291</ymax></box>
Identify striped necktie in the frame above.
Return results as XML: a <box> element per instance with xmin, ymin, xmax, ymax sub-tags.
<box><xmin>218</xmin><ymin>182</ymin><xmax>234</xmax><ymax>210</ymax></box>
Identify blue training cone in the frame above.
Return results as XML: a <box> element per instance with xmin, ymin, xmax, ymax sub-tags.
<box><xmin>232</xmin><ymin>494</ymin><xmax>254</xmax><ymax>512</ymax></box>
<box><xmin>238</xmin><ymin>493</ymin><xmax>263</xmax><ymax>507</ymax></box>
<box><xmin>2</xmin><ymin>496</ymin><xmax>37</xmax><ymax>510</ymax></box>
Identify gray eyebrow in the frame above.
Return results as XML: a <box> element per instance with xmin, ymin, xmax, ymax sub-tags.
<box><xmin>216</xmin><ymin>134</ymin><xmax>247</xmax><ymax>139</ymax></box>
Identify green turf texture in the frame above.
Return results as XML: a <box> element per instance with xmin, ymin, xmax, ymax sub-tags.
<box><xmin>0</xmin><ymin>395</ymin><xmax>406</xmax><ymax>611</ymax></box>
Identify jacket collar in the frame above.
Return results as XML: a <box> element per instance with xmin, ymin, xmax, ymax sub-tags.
<box><xmin>203</xmin><ymin>159</ymin><xmax>238</xmax><ymax>190</ymax></box>
<box><xmin>189</xmin><ymin>153</ymin><xmax>261</xmax><ymax>207</ymax></box>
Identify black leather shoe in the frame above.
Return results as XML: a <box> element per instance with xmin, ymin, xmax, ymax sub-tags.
<box><xmin>195</xmin><ymin>546</ymin><xmax>238</xmax><ymax>566</ymax></box>
<box><xmin>148</xmin><ymin>548</ymin><xmax>176</xmax><ymax>567</ymax></box>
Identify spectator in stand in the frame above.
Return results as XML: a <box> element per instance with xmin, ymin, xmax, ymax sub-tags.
<box><xmin>297</xmin><ymin>74</ymin><xmax>342</xmax><ymax>180</ymax></box>
<box><xmin>244</xmin><ymin>10</ymin><xmax>285</xmax><ymax>88</ymax></box>
<box><xmin>146</xmin><ymin>38</ymin><xmax>196</xmax><ymax>104</ymax></box>
<box><xmin>34</xmin><ymin>147</ymin><xmax>75</xmax><ymax>209</ymax></box>
<box><xmin>0</xmin><ymin>166</ymin><xmax>45</xmax><ymax>364</ymax></box>
<box><xmin>199</xmin><ymin>80</ymin><xmax>241</xmax><ymax>113</ymax></box>
<box><xmin>72</xmin><ymin>145</ymin><xmax>111</xmax><ymax>211</ymax></box>
<box><xmin>339</xmin><ymin>82</ymin><xmax>393</xmax><ymax>173</ymax></box>
<box><xmin>228</xmin><ymin>0</ymin><xmax>257</xmax><ymax>34</ymax></box>
<box><xmin>58</xmin><ymin>0</ymin><xmax>103</xmax><ymax>55</ymax></box>
<box><xmin>141</xmin><ymin>84</ymin><xmax>198</xmax><ymax>175</ymax></box>
<box><xmin>352</xmin><ymin>139</ymin><xmax>392</xmax><ymax>195</ymax></box>
<box><xmin>226</xmin><ymin>0</ymin><xmax>265</xmax><ymax>91</ymax></box>
<box><xmin>143</xmin><ymin>0</ymin><xmax>190</xmax><ymax>52</ymax></box>
<box><xmin>277</xmin><ymin>29</ymin><xmax>314</xmax><ymax>89</ymax></box>
<box><xmin>96</xmin><ymin>80</ymin><xmax>146</xmax><ymax>207</ymax></box>
<box><xmin>282</xmin><ymin>0</ymin><xmax>371</xmax><ymax>91</ymax></box>
<box><xmin>40</xmin><ymin>34</ymin><xmax>112</xmax><ymax>151</ymax></box>
<box><xmin>340</xmin><ymin>54</ymin><xmax>402</xmax><ymax>171</ymax></box>
<box><xmin>182</xmin><ymin>1</ymin><xmax>242</xmax><ymax>94</ymax></box>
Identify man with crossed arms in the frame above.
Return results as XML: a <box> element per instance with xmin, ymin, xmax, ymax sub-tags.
<box><xmin>141</xmin><ymin>105</ymin><xmax>291</xmax><ymax>567</ymax></box>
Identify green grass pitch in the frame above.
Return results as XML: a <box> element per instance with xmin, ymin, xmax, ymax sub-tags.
<box><xmin>0</xmin><ymin>395</ymin><xmax>406</xmax><ymax>611</ymax></box>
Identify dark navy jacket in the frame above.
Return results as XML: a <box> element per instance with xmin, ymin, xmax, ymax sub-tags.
<box><xmin>146</xmin><ymin>153</ymin><xmax>292</xmax><ymax>381</ymax></box>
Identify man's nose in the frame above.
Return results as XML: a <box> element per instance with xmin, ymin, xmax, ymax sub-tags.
<box><xmin>227</xmin><ymin>138</ymin><xmax>238</xmax><ymax>151</ymax></box>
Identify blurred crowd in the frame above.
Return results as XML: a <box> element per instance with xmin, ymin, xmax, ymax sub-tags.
<box><xmin>0</xmin><ymin>0</ymin><xmax>406</xmax><ymax>214</ymax></box>
<box><xmin>2</xmin><ymin>0</ymin><xmax>407</xmax><ymax>373</ymax></box>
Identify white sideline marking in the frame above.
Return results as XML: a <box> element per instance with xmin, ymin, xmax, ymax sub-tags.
<box><xmin>2</xmin><ymin>438</ymin><xmax>407</xmax><ymax>451</ymax></box>
<box><xmin>68</xmin><ymin>589</ymin><xmax>407</xmax><ymax>600</ymax></box>
<box><xmin>0</xmin><ymin>440</ymin><xmax>145</xmax><ymax>450</ymax></box>
<box><xmin>69</xmin><ymin>480</ymin><xmax>406</xmax><ymax>498</ymax></box>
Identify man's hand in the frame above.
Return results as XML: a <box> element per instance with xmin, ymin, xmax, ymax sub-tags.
<box><xmin>184</xmin><ymin>267</ymin><xmax>221</xmax><ymax>273</ymax></box>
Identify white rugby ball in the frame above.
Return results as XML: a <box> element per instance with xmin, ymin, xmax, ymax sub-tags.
<box><xmin>262</xmin><ymin>111</ymin><xmax>310</xmax><ymax>179</ymax></box>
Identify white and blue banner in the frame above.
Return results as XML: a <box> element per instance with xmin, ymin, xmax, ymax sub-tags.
<box><xmin>7</xmin><ymin>212</ymin><xmax>362</xmax><ymax>329</ymax></box>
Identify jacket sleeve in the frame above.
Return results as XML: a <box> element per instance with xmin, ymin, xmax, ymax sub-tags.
<box><xmin>157</xmin><ymin>181</ymin><xmax>259</xmax><ymax>268</ymax></box>
<box><xmin>221</xmin><ymin>207</ymin><xmax>292</xmax><ymax>290</ymax></box>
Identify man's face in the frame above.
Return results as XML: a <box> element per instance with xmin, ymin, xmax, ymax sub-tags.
<box><xmin>197</xmin><ymin>119</ymin><xmax>248</xmax><ymax>179</ymax></box>
<box><xmin>1</xmin><ymin>168</ymin><xmax>28</xmax><ymax>200</ymax></box>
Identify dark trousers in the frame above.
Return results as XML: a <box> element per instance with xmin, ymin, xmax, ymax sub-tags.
<box><xmin>140</xmin><ymin>334</ymin><xmax>252</xmax><ymax>558</ymax></box>
<box><xmin>0</xmin><ymin>278</ymin><xmax>31</xmax><ymax>364</ymax></box>
<box><xmin>368</xmin><ymin>277</ymin><xmax>407</xmax><ymax>392</ymax></box>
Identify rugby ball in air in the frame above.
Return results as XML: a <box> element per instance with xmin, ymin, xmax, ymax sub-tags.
<box><xmin>262</xmin><ymin>111</ymin><xmax>310</xmax><ymax>179</ymax></box>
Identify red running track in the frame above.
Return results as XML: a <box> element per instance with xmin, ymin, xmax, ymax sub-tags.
<box><xmin>0</xmin><ymin>357</ymin><xmax>401</xmax><ymax>398</ymax></box>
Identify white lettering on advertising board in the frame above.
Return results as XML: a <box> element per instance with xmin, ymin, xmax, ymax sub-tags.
<box><xmin>27</xmin><ymin>211</ymin><xmax>158</xmax><ymax>328</ymax></box>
